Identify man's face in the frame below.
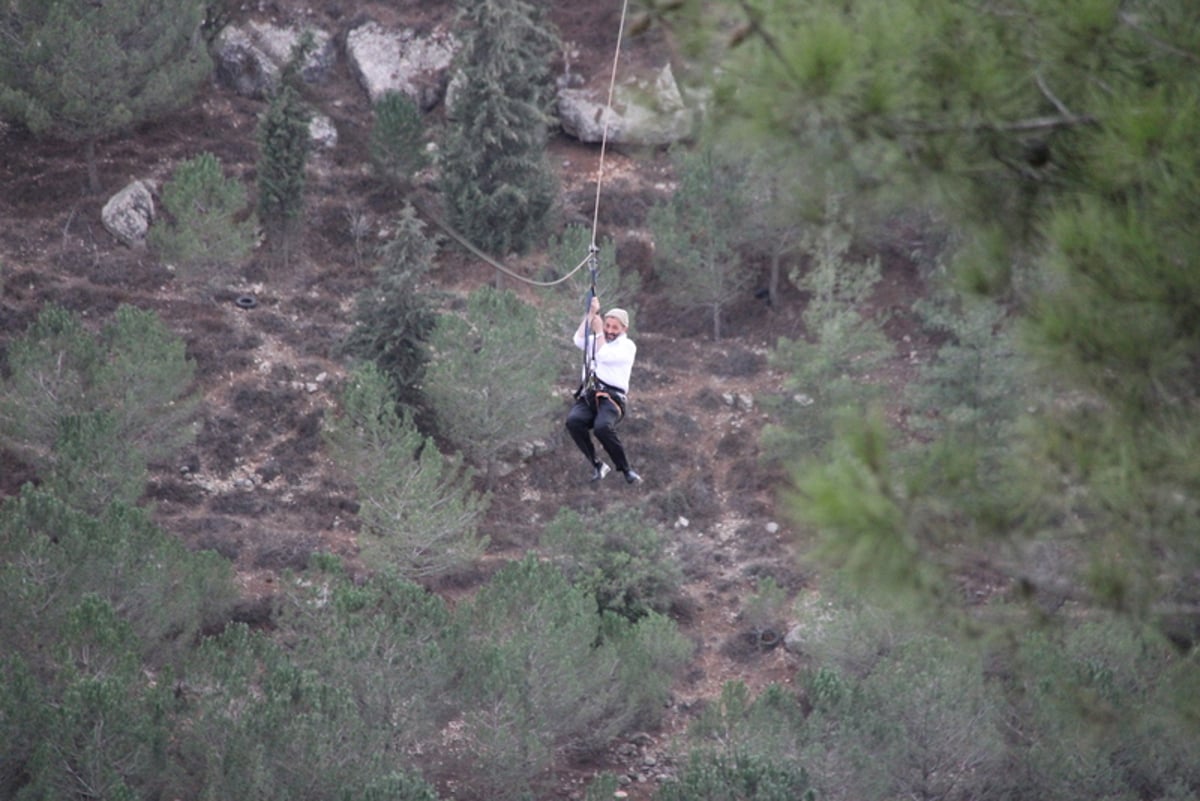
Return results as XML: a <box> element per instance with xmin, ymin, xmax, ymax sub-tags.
<box><xmin>603</xmin><ymin>316</ymin><xmax>625</xmax><ymax>342</ymax></box>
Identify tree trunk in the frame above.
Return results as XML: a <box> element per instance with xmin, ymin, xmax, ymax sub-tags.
<box><xmin>85</xmin><ymin>138</ymin><xmax>100</xmax><ymax>194</ymax></box>
<box><xmin>769</xmin><ymin>249</ymin><xmax>781</xmax><ymax>308</ymax></box>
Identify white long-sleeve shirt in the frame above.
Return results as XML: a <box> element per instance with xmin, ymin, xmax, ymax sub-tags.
<box><xmin>574</xmin><ymin>318</ymin><xmax>636</xmax><ymax>392</ymax></box>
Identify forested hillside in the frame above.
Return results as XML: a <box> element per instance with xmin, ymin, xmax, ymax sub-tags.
<box><xmin>2</xmin><ymin>1</ymin><xmax>1198</xmax><ymax>800</ymax></box>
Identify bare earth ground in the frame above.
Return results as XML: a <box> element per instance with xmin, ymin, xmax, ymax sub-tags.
<box><xmin>0</xmin><ymin>1</ymin><xmax>938</xmax><ymax>798</ymax></box>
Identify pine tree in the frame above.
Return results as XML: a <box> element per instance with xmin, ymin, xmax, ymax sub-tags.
<box><xmin>369</xmin><ymin>92</ymin><xmax>429</xmax><ymax>191</ymax></box>
<box><xmin>697</xmin><ymin>0</ymin><xmax>1200</xmax><ymax>625</ymax></box>
<box><xmin>422</xmin><ymin>285</ymin><xmax>560</xmax><ymax>483</ymax></box>
<box><xmin>439</xmin><ymin>0</ymin><xmax>560</xmax><ymax>260</ymax></box>
<box><xmin>324</xmin><ymin>363</ymin><xmax>488</xmax><ymax>579</ymax></box>
<box><xmin>339</xmin><ymin>204</ymin><xmax>439</xmax><ymax>407</ymax></box>
<box><xmin>649</xmin><ymin>143</ymin><xmax>756</xmax><ymax>340</ymax></box>
<box><xmin>256</xmin><ymin>83</ymin><xmax>311</xmax><ymax>266</ymax></box>
<box><xmin>148</xmin><ymin>152</ymin><xmax>257</xmax><ymax>283</ymax></box>
<box><xmin>0</xmin><ymin>305</ymin><xmax>199</xmax><ymax>514</ymax></box>
<box><xmin>0</xmin><ymin>0</ymin><xmax>211</xmax><ymax>192</ymax></box>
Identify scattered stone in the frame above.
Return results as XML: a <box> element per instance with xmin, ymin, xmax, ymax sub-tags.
<box><xmin>309</xmin><ymin>113</ymin><xmax>338</xmax><ymax>149</ymax></box>
<box><xmin>101</xmin><ymin>180</ymin><xmax>154</xmax><ymax>247</ymax></box>
<box><xmin>783</xmin><ymin>624</ymin><xmax>805</xmax><ymax>655</ymax></box>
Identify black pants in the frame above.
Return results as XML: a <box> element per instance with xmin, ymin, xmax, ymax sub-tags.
<box><xmin>565</xmin><ymin>393</ymin><xmax>630</xmax><ymax>473</ymax></box>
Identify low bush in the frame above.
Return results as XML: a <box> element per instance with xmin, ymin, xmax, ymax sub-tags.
<box><xmin>148</xmin><ymin>151</ymin><xmax>256</xmax><ymax>281</ymax></box>
<box><xmin>541</xmin><ymin>504</ymin><xmax>683</xmax><ymax>620</ymax></box>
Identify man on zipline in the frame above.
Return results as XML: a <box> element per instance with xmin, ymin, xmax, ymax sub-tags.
<box><xmin>566</xmin><ymin>296</ymin><xmax>642</xmax><ymax>484</ymax></box>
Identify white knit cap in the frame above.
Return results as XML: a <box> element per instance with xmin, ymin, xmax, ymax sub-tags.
<box><xmin>605</xmin><ymin>308</ymin><xmax>629</xmax><ymax>329</ymax></box>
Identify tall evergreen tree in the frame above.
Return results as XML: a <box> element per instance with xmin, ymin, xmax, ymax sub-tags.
<box><xmin>649</xmin><ymin>143</ymin><xmax>756</xmax><ymax>340</ymax></box>
<box><xmin>339</xmin><ymin>204</ymin><xmax>439</xmax><ymax>408</ymax></box>
<box><xmin>439</xmin><ymin>0</ymin><xmax>560</xmax><ymax>261</ymax></box>
<box><xmin>324</xmin><ymin>363</ymin><xmax>488</xmax><ymax>579</ymax></box>
<box><xmin>369</xmin><ymin>92</ymin><xmax>429</xmax><ymax>192</ymax></box>
<box><xmin>0</xmin><ymin>0</ymin><xmax>211</xmax><ymax>192</ymax></box>
<box><xmin>256</xmin><ymin>83</ymin><xmax>311</xmax><ymax>266</ymax></box>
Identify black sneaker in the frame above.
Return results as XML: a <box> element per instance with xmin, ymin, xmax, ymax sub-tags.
<box><xmin>591</xmin><ymin>462</ymin><xmax>611</xmax><ymax>481</ymax></box>
<box><xmin>624</xmin><ymin>469</ymin><xmax>643</xmax><ymax>485</ymax></box>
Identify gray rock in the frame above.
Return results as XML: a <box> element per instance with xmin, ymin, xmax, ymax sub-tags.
<box><xmin>783</xmin><ymin>624</ymin><xmax>805</xmax><ymax>655</ymax></box>
<box><xmin>212</xmin><ymin>21</ymin><xmax>335</xmax><ymax>99</ymax></box>
<box><xmin>557</xmin><ymin>63</ymin><xmax>700</xmax><ymax>146</ymax></box>
<box><xmin>346</xmin><ymin>22</ymin><xmax>459</xmax><ymax>110</ymax></box>
<box><xmin>101</xmin><ymin>180</ymin><xmax>155</xmax><ymax>247</ymax></box>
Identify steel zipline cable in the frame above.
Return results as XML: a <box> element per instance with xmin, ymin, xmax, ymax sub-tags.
<box><xmin>581</xmin><ymin>0</ymin><xmax>631</xmax><ymax>385</ymax></box>
<box><xmin>418</xmin><ymin>0</ymin><xmax>631</xmax><ymax>296</ymax></box>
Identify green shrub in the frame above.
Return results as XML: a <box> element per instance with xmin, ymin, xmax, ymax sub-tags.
<box><xmin>1009</xmin><ymin>616</ymin><xmax>1200</xmax><ymax>801</ymax></box>
<box><xmin>149</xmin><ymin>152</ymin><xmax>256</xmax><ymax>281</ymax></box>
<box><xmin>0</xmin><ymin>303</ymin><xmax>199</xmax><ymax>512</ymax></box>
<box><xmin>656</xmin><ymin>752</ymin><xmax>815</xmax><ymax>801</ymax></box>
<box><xmin>423</xmin><ymin>286</ymin><xmax>560</xmax><ymax>481</ymax></box>
<box><xmin>0</xmin><ymin>486</ymin><xmax>236</xmax><ymax>669</ymax></box>
<box><xmin>179</xmin><ymin>622</ymin><xmax>378</xmax><ymax>801</ymax></box>
<box><xmin>688</xmin><ymin>682</ymin><xmax>806</xmax><ymax>769</ymax></box>
<box><xmin>343</xmin><ymin>772</ymin><xmax>441</xmax><ymax>801</ymax></box>
<box><xmin>324</xmin><ymin>363</ymin><xmax>489</xmax><ymax>578</ymax></box>
<box><xmin>541</xmin><ymin>504</ymin><xmax>683</xmax><ymax>620</ymax></box>
<box><xmin>4</xmin><ymin>595</ymin><xmax>174</xmax><ymax>801</ymax></box>
<box><xmin>742</xmin><ymin>576</ymin><xmax>788</xmax><ymax>633</ymax></box>
<box><xmin>454</xmin><ymin>556</ymin><xmax>689</xmax><ymax>798</ymax></box>
<box><xmin>271</xmin><ymin>565</ymin><xmax>461</xmax><ymax>759</ymax></box>
<box><xmin>370</xmin><ymin>92</ymin><xmax>428</xmax><ymax>189</ymax></box>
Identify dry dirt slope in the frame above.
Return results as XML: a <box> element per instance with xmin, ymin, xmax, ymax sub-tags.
<box><xmin>0</xmin><ymin>0</ymin><xmax>934</xmax><ymax>796</ymax></box>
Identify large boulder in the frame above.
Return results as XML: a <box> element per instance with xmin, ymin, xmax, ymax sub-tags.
<box><xmin>557</xmin><ymin>63</ymin><xmax>701</xmax><ymax>147</ymax></box>
<box><xmin>212</xmin><ymin>21</ymin><xmax>336</xmax><ymax>99</ymax></box>
<box><xmin>345</xmin><ymin>22</ymin><xmax>459</xmax><ymax>110</ymax></box>
<box><xmin>102</xmin><ymin>180</ymin><xmax>155</xmax><ymax>248</ymax></box>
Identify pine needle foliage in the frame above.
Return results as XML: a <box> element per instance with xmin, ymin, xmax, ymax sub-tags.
<box><xmin>324</xmin><ymin>363</ymin><xmax>489</xmax><ymax>579</ymax></box>
<box><xmin>339</xmin><ymin>204</ymin><xmax>440</xmax><ymax>408</ymax></box>
<box><xmin>0</xmin><ymin>304</ymin><xmax>199</xmax><ymax>514</ymax></box>
<box><xmin>455</xmin><ymin>556</ymin><xmax>689</xmax><ymax>798</ymax></box>
<box><xmin>649</xmin><ymin>143</ymin><xmax>756</xmax><ymax>340</ymax></box>
<box><xmin>704</xmin><ymin>0</ymin><xmax>1200</xmax><ymax>624</ymax></box>
<box><xmin>0</xmin><ymin>485</ymin><xmax>235</xmax><ymax>673</ymax></box>
<box><xmin>439</xmin><ymin>0</ymin><xmax>560</xmax><ymax>258</ymax></box>
<box><xmin>761</xmin><ymin>198</ymin><xmax>891</xmax><ymax>463</ymax></box>
<box><xmin>0</xmin><ymin>0</ymin><xmax>211</xmax><ymax>192</ymax></box>
<box><xmin>148</xmin><ymin>152</ymin><xmax>257</xmax><ymax>282</ymax></box>
<box><xmin>541</xmin><ymin>505</ymin><xmax>683</xmax><ymax>622</ymax></box>
<box><xmin>422</xmin><ymin>285</ymin><xmax>560</xmax><ymax>481</ymax></box>
<box><xmin>256</xmin><ymin>83</ymin><xmax>311</xmax><ymax>262</ymax></box>
<box><xmin>369</xmin><ymin>92</ymin><xmax>429</xmax><ymax>191</ymax></box>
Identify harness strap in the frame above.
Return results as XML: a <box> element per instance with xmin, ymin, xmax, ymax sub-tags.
<box><xmin>591</xmin><ymin>379</ymin><xmax>627</xmax><ymax>420</ymax></box>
